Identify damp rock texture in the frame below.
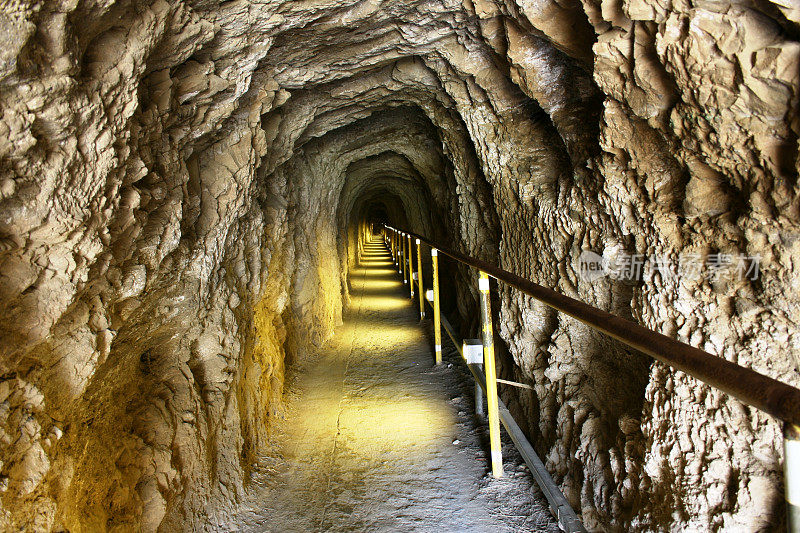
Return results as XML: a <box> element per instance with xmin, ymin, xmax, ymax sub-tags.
<box><xmin>0</xmin><ymin>0</ymin><xmax>797</xmax><ymax>531</ymax></box>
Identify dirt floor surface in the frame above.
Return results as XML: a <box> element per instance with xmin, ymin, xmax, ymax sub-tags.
<box><xmin>226</xmin><ymin>239</ymin><xmax>560</xmax><ymax>532</ymax></box>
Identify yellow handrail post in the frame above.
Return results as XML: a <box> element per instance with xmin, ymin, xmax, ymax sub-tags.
<box><xmin>432</xmin><ymin>248</ymin><xmax>442</xmax><ymax>365</ymax></box>
<box><xmin>785</xmin><ymin>423</ymin><xmax>800</xmax><ymax>532</ymax></box>
<box><xmin>402</xmin><ymin>232</ymin><xmax>406</xmax><ymax>278</ymax></box>
<box><xmin>407</xmin><ymin>233</ymin><xmax>414</xmax><ymax>298</ymax></box>
<box><xmin>398</xmin><ymin>231</ymin><xmax>402</xmax><ymax>275</ymax></box>
<box><xmin>404</xmin><ymin>233</ymin><xmax>409</xmax><ymax>286</ymax></box>
<box><xmin>416</xmin><ymin>238</ymin><xmax>424</xmax><ymax>319</ymax></box>
<box><xmin>402</xmin><ymin>233</ymin><xmax>408</xmax><ymax>278</ymax></box>
<box><xmin>402</xmin><ymin>232</ymin><xmax>407</xmax><ymax>279</ymax></box>
<box><xmin>479</xmin><ymin>271</ymin><xmax>503</xmax><ymax>478</ymax></box>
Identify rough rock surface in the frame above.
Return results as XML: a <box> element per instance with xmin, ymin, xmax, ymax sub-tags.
<box><xmin>0</xmin><ymin>0</ymin><xmax>797</xmax><ymax>531</ymax></box>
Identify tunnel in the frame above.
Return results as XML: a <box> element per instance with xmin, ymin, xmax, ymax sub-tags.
<box><xmin>1</xmin><ymin>0</ymin><xmax>799</xmax><ymax>531</ymax></box>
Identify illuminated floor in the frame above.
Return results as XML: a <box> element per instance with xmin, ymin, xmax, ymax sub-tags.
<box><xmin>230</xmin><ymin>239</ymin><xmax>558</xmax><ymax>532</ymax></box>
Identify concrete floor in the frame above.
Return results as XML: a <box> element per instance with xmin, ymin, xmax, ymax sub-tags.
<box><xmin>229</xmin><ymin>239</ymin><xmax>559</xmax><ymax>532</ymax></box>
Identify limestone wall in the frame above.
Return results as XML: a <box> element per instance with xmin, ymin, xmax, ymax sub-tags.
<box><xmin>0</xmin><ymin>0</ymin><xmax>797</xmax><ymax>530</ymax></box>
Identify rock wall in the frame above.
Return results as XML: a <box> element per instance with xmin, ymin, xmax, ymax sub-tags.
<box><xmin>0</xmin><ymin>0</ymin><xmax>797</xmax><ymax>531</ymax></box>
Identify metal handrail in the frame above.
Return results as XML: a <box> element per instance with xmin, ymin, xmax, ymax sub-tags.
<box><xmin>381</xmin><ymin>229</ymin><xmax>586</xmax><ymax>531</ymax></box>
<box><xmin>384</xmin><ymin>224</ymin><xmax>800</xmax><ymax>531</ymax></box>
<box><xmin>386</xmin><ymin>225</ymin><xmax>800</xmax><ymax>427</ymax></box>
<box><xmin>435</xmin><ymin>305</ymin><xmax>586</xmax><ymax>532</ymax></box>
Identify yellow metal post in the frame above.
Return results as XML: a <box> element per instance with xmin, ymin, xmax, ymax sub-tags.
<box><xmin>400</xmin><ymin>233</ymin><xmax>404</xmax><ymax>277</ymax></box>
<box><xmin>401</xmin><ymin>233</ymin><xmax>407</xmax><ymax>279</ymax></box>
<box><xmin>479</xmin><ymin>271</ymin><xmax>503</xmax><ymax>478</ymax></box>
<box><xmin>785</xmin><ymin>423</ymin><xmax>800</xmax><ymax>532</ymax></box>
<box><xmin>416</xmin><ymin>238</ymin><xmax>424</xmax><ymax>319</ymax></box>
<box><xmin>404</xmin><ymin>234</ymin><xmax>408</xmax><ymax>283</ymax></box>
<box><xmin>431</xmin><ymin>249</ymin><xmax>442</xmax><ymax>365</ymax></box>
<box><xmin>407</xmin><ymin>233</ymin><xmax>414</xmax><ymax>298</ymax></box>
<box><xmin>396</xmin><ymin>231</ymin><xmax>399</xmax><ymax>267</ymax></box>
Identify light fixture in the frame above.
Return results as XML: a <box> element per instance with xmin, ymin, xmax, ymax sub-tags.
<box><xmin>463</xmin><ymin>339</ymin><xmax>483</xmax><ymax>364</ymax></box>
<box><xmin>425</xmin><ymin>289</ymin><xmax>433</xmax><ymax>302</ymax></box>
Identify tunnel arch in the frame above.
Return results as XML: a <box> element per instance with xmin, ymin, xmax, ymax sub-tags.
<box><xmin>2</xmin><ymin>1</ymin><xmax>796</xmax><ymax>531</ymax></box>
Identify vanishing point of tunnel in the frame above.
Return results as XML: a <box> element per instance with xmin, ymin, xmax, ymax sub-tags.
<box><xmin>1</xmin><ymin>0</ymin><xmax>799</xmax><ymax>531</ymax></box>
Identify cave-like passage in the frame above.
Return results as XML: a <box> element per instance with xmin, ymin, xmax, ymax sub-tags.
<box><xmin>228</xmin><ymin>238</ymin><xmax>559</xmax><ymax>532</ymax></box>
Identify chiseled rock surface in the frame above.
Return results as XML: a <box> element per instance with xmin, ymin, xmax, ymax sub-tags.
<box><xmin>0</xmin><ymin>0</ymin><xmax>797</xmax><ymax>530</ymax></box>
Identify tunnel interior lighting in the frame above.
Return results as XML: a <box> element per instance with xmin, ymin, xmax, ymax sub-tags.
<box><xmin>425</xmin><ymin>289</ymin><xmax>433</xmax><ymax>302</ymax></box>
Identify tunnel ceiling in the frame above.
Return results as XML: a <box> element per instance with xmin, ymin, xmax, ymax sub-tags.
<box><xmin>1</xmin><ymin>0</ymin><xmax>799</xmax><ymax>531</ymax></box>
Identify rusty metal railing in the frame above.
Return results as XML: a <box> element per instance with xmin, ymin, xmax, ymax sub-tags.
<box><xmin>385</xmin><ymin>225</ymin><xmax>585</xmax><ymax>532</ymax></box>
<box><xmin>384</xmin><ymin>224</ymin><xmax>800</xmax><ymax>532</ymax></box>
